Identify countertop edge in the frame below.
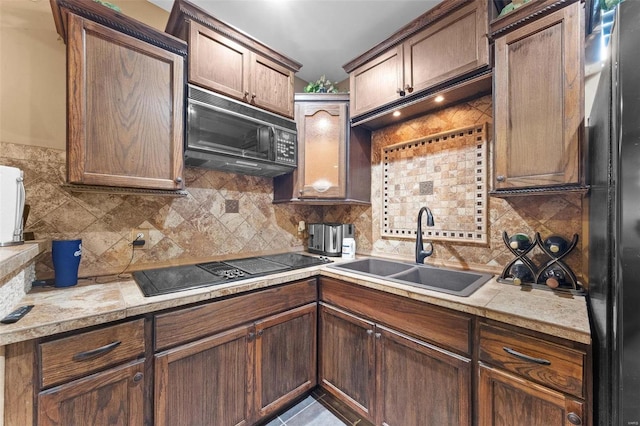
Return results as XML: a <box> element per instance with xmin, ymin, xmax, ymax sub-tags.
<box><xmin>0</xmin><ymin>259</ymin><xmax>591</xmax><ymax>346</ymax></box>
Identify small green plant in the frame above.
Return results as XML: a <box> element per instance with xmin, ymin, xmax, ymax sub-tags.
<box><xmin>92</xmin><ymin>0</ymin><xmax>122</xmax><ymax>12</ymax></box>
<box><xmin>303</xmin><ymin>75</ymin><xmax>339</xmax><ymax>93</ymax></box>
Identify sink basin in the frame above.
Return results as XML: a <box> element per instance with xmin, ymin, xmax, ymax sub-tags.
<box><xmin>328</xmin><ymin>258</ymin><xmax>492</xmax><ymax>297</ymax></box>
<box><xmin>329</xmin><ymin>258</ymin><xmax>415</xmax><ymax>276</ymax></box>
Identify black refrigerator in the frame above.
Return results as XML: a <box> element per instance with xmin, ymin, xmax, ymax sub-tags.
<box><xmin>588</xmin><ymin>1</ymin><xmax>640</xmax><ymax>425</ymax></box>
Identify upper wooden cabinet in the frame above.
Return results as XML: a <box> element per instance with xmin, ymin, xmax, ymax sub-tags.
<box><xmin>345</xmin><ymin>0</ymin><xmax>490</xmax><ymax>120</ymax></box>
<box><xmin>273</xmin><ymin>94</ymin><xmax>371</xmax><ymax>205</ymax></box>
<box><xmin>166</xmin><ymin>0</ymin><xmax>301</xmax><ymax>118</ymax></box>
<box><xmin>50</xmin><ymin>0</ymin><xmax>187</xmax><ymax>192</ymax></box>
<box><xmin>491</xmin><ymin>0</ymin><xmax>584</xmax><ymax>194</ymax></box>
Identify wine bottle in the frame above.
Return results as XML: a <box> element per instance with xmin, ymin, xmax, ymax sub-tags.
<box><xmin>544</xmin><ymin>235</ymin><xmax>568</xmax><ymax>255</ymax></box>
<box><xmin>510</xmin><ymin>261</ymin><xmax>533</xmax><ymax>285</ymax></box>
<box><xmin>509</xmin><ymin>233</ymin><xmax>532</xmax><ymax>251</ymax></box>
<box><xmin>541</xmin><ymin>266</ymin><xmax>567</xmax><ymax>288</ymax></box>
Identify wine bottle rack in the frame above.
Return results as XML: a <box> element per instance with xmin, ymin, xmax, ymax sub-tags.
<box><xmin>498</xmin><ymin>231</ymin><xmax>584</xmax><ymax>294</ymax></box>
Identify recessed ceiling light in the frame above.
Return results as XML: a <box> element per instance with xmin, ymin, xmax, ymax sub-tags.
<box><xmin>393</xmin><ymin>111</ymin><xmax>401</xmax><ymax>117</ymax></box>
<box><xmin>434</xmin><ymin>95</ymin><xmax>445</xmax><ymax>103</ymax></box>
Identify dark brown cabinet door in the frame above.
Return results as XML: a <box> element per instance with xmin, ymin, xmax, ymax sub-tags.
<box><xmin>478</xmin><ymin>364</ymin><xmax>586</xmax><ymax>426</ymax></box>
<box><xmin>493</xmin><ymin>2</ymin><xmax>583</xmax><ymax>189</ymax></box>
<box><xmin>403</xmin><ymin>0</ymin><xmax>489</xmax><ymax>95</ymax></box>
<box><xmin>376</xmin><ymin>325</ymin><xmax>471</xmax><ymax>426</ymax></box>
<box><xmin>296</xmin><ymin>101</ymin><xmax>347</xmax><ymax>199</ymax></box>
<box><xmin>251</xmin><ymin>54</ymin><xmax>295</xmax><ymax>118</ymax></box>
<box><xmin>273</xmin><ymin>94</ymin><xmax>371</xmax><ymax>204</ymax></box>
<box><xmin>254</xmin><ymin>303</ymin><xmax>317</xmax><ymax>419</ymax></box>
<box><xmin>66</xmin><ymin>13</ymin><xmax>185</xmax><ymax>190</ymax></box>
<box><xmin>189</xmin><ymin>21</ymin><xmax>250</xmax><ymax>102</ymax></box>
<box><xmin>38</xmin><ymin>360</ymin><xmax>145</xmax><ymax>426</ymax></box>
<box><xmin>154</xmin><ymin>325</ymin><xmax>252</xmax><ymax>426</ymax></box>
<box><xmin>349</xmin><ymin>46</ymin><xmax>403</xmax><ymax>118</ymax></box>
<box><xmin>319</xmin><ymin>303</ymin><xmax>376</xmax><ymax>420</ymax></box>
<box><xmin>188</xmin><ymin>21</ymin><xmax>294</xmax><ymax>118</ymax></box>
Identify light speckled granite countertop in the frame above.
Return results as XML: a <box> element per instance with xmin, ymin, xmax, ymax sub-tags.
<box><xmin>0</xmin><ymin>245</ymin><xmax>591</xmax><ymax>346</ymax></box>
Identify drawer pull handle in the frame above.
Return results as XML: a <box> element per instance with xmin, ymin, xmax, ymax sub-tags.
<box><xmin>72</xmin><ymin>341</ymin><xmax>122</xmax><ymax>362</ymax></box>
<box><xmin>503</xmin><ymin>347</ymin><xmax>551</xmax><ymax>365</ymax></box>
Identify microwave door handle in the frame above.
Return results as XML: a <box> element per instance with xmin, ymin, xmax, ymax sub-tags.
<box><xmin>268</xmin><ymin>127</ymin><xmax>276</xmax><ymax>161</ymax></box>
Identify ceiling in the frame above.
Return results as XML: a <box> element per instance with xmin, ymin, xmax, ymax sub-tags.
<box><xmin>148</xmin><ymin>0</ymin><xmax>440</xmax><ymax>83</ymax></box>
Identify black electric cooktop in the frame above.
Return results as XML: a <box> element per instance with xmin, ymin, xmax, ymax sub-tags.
<box><xmin>132</xmin><ymin>253</ymin><xmax>331</xmax><ymax>297</ymax></box>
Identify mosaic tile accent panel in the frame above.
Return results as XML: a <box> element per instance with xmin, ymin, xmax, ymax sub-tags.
<box><xmin>325</xmin><ymin>95</ymin><xmax>586</xmax><ymax>282</ymax></box>
<box><xmin>0</xmin><ymin>141</ymin><xmax>322</xmax><ymax>279</ymax></box>
<box><xmin>382</xmin><ymin>123</ymin><xmax>487</xmax><ymax>243</ymax></box>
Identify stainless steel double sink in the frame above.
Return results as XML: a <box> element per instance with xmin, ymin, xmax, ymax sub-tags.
<box><xmin>328</xmin><ymin>258</ymin><xmax>493</xmax><ymax>297</ymax></box>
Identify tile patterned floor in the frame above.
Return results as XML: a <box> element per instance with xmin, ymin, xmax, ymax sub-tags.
<box><xmin>261</xmin><ymin>388</ymin><xmax>373</xmax><ymax>426</ymax></box>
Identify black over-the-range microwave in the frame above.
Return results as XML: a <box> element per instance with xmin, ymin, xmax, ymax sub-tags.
<box><xmin>184</xmin><ymin>84</ymin><xmax>297</xmax><ymax>177</ymax></box>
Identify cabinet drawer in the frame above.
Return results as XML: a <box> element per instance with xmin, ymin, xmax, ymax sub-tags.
<box><xmin>478</xmin><ymin>323</ymin><xmax>585</xmax><ymax>398</ymax></box>
<box><xmin>319</xmin><ymin>277</ymin><xmax>471</xmax><ymax>355</ymax></box>
<box><xmin>155</xmin><ymin>278</ymin><xmax>317</xmax><ymax>350</ymax></box>
<box><xmin>39</xmin><ymin>319</ymin><xmax>145</xmax><ymax>388</ymax></box>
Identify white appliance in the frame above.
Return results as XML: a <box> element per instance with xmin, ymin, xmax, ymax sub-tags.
<box><xmin>0</xmin><ymin>166</ymin><xmax>25</xmax><ymax>246</ymax></box>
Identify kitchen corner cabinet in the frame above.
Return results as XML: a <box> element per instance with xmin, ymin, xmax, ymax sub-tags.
<box><xmin>273</xmin><ymin>94</ymin><xmax>371</xmax><ymax>204</ymax></box>
<box><xmin>166</xmin><ymin>0</ymin><xmax>300</xmax><ymax>119</ymax></box>
<box><xmin>346</xmin><ymin>0</ymin><xmax>489</xmax><ymax>118</ymax></box>
<box><xmin>477</xmin><ymin>322</ymin><xmax>589</xmax><ymax>426</ymax></box>
<box><xmin>319</xmin><ymin>277</ymin><xmax>472</xmax><ymax>425</ymax></box>
<box><xmin>492</xmin><ymin>1</ymin><xmax>584</xmax><ymax>192</ymax></box>
<box><xmin>51</xmin><ymin>1</ymin><xmax>187</xmax><ymax>192</ymax></box>
<box><xmin>153</xmin><ymin>279</ymin><xmax>317</xmax><ymax>425</ymax></box>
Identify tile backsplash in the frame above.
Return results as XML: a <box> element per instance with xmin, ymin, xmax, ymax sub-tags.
<box><xmin>1</xmin><ymin>94</ymin><xmax>586</xmax><ymax>283</ymax></box>
<box><xmin>325</xmin><ymin>95</ymin><xmax>585</xmax><ymax>280</ymax></box>
<box><xmin>0</xmin><ymin>141</ymin><xmax>321</xmax><ymax>279</ymax></box>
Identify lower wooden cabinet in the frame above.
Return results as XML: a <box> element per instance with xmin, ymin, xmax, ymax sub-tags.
<box><xmin>319</xmin><ymin>303</ymin><xmax>376</xmax><ymax>419</ymax></box>
<box><xmin>478</xmin><ymin>364</ymin><xmax>585</xmax><ymax>426</ymax></box>
<box><xmin>376</xmin><ymin>324</ymin><xmax>471</xmax><ymax>426</ymax></box>
<box><xmin>319</xmin><ymin>303</ymin><xmax>471</xmax><ymax>426</ymax></box>
<box><xmin>155</xmin><ymin>325</ymin><xmax>252</xmax><ymax>426</ymax></box>
<box><xmin>254</xmin><ymin>304</ymin><xmax>317</xmax><ymax>419</ymax></box>
<box><xmin>477</xmin><ymin>321</ymin><xmax>589</xmax><ymax>426</ymax></box>
<box><xmin>37</xmin><ymin>360</ymin><xmax>145</xmax><ymax>426</ymax></box>
<box><xmin>154</xmin><ymin>302</ymin><xmax>317</xmax><ymax>425</ymax></box>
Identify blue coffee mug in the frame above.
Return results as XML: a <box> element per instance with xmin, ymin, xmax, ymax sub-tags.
<box><xmin>52</xmin><ymin>239</ymin><xmax>82</xmax><ymax>287</ymax></box>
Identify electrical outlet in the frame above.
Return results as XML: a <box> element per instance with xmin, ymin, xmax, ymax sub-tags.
<box><xmin>131</xmin><ymin>228</ymin><xmax>149</xmax><ymax>249</ymax></box>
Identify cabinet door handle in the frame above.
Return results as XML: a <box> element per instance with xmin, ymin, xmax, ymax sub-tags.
<box><xmin>396</xmin><ymin>88</ymin><xmax>405</xmax><ymax>96</ymax></box>
<box><xmin>366</xmin><ymin>329</ymin><xmax>373</xmax><ymax>336</ymax></box>
<box><xmin>375</xmin><ymin>332</ymin><xmax>381</xmax><ymax>339</ymax></box>
<box><xmin>72</xmin><ymin>341</ymin><xmax>121</xmax><ymax>361</ymax></box>
<box><xmin>502</xmin><ymin>347</ymin><xmax>551</xmax><ymax>365</ymax></box>
<box><xmin>496</xmin><ymin>175</ymin><xmax>505</xmax><ymax>182</ymax></box>
<box><xmin>248</xmin><ymin>332</ymin><xmax>255</xmax><ymax>340</ymax></box>
<box><xmin>251</xmin><ymin>93</ymin><xmax>257</xmax><ymax>100</ymax></box>
<box><xmin>257</xmin><ymin>329</ymin><xmax>264</xmax><ymax>337</ymax></box>
<box><xmin>567</xmin><ymin>412</ymin><xmax>582</xmax><ymax>425</ymax></box>
<box><xmin>175</xmin><ymin>177</ymin><xmax>183</xmax><ymax>184</ymax></box>
<box><xmin>133</xmin><ymin>372</ymin><xmax>143</xmax><ymax>383</ymax></box>
<box><xmin>404</xmin><ymin>84</ymin><xmax>413</xmax><ymax>93</ymax></box>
